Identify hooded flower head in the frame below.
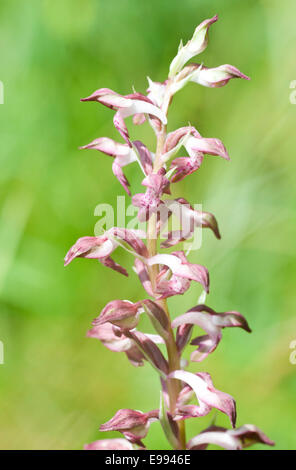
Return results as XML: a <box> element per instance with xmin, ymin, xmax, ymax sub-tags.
<box><xmin>81</xmin><ymin>88</ymin><xmax>167</xmax><ymax>145</ymax></box>
<box><xmin>92</xmin><ymin>300</ymin><xmax>143</xmax><ymax>329</ymax></box>
<box><xmin>64</xmin><ymin>228</ymin><xmax>148</xmax><ymax>276</ymax></box>
<box><xmin>172</xmin><ymin>304</ymin><xmax>251</xmax><ymax>362</ymax></box>
<box><xmin>170</xmin><ymin>370</ymin><xmax>236</xmax><ymax>427</ymax></box>
<box><xmin>100</xmin><ymin>408</ymin><xmax>158</xmax><ymax>444</ymax></box>
<box><xmin>148</xmin><ymin>251</ymin><xmax>209</xmax><ymax>295</ymax></box>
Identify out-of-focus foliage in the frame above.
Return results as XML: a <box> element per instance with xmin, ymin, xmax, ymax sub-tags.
<box><xmin>0</xmin><ymin>0</ymin><xmax>295</xmax><ymax>450</ymax></box>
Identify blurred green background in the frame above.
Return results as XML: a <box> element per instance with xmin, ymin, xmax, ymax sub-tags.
<box><xmin>0</xmin><ymin>0</ymin><xmax>295</xmax><ymax>450</ymax></box>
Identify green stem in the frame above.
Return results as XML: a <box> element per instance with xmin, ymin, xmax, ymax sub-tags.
<box><xmin>147</xmin><ymin>89</ymin><xmax>186</xmax><ymax>449</ymax></box>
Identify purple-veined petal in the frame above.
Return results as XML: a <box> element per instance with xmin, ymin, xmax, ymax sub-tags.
<box><xmin>169</xmin><ymin>15</ymin><xmax>218</xmax><ymax>78</ymax></box>
<box><xmin>169</xmin><ymin>370</ymin><xmax>236</xmax><ymax>427</ymax></box>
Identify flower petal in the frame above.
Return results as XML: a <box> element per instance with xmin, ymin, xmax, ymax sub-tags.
<box><xmin>185</xmin><ymin>63</ymin><xmax>250</xmax><ymax>88</ymax></box>
<box><xmin>169</xmin><ymin>15</ymin><xmax>218</xmax><ymax>78</ymax></box>
<box><xmin>125</xmin><ymin>330</ymin><xmax>169</xmax><ymax>376</ymax></box>
<box><xmin>172</xmin><ymin>304</ymin><xmax>251</xmax><ymax>362</ymax></box>
<box><xmin>100</xmin><ymin>409</ymin><xmax>151</xmax><ymax>442</ymax></box>
<box><xmin>169</xmin><ymin>370</ymin><xmax>236</xmax><ymax>427</ymax></box>
<box><xmin>92</xmin><ymin>300</ymin><xmax>142</xmax><ymax>329</ymax></box>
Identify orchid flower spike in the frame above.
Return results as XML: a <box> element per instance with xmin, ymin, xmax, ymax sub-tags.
<box><xmin>66</xmin><ymin>15</ymin><xmax>274</xmax><ymax>451</ymax></box>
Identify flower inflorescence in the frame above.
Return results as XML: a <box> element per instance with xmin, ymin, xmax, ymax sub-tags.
<box><xmin>65</xmin><ymin>15</ymin><xmax>274</xmax><ymax>450</ymax></box>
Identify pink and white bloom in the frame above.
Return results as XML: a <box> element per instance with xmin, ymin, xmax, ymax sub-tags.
<box><xmin>148</xmin><ymin>251</ymin><xmax>209</xmax><ymax>294</ymax></box>
<box><xmin>64</xmin><ymin>228</ymin><xmax>148</xmax><ymax>276</ymax></box>
<box><xmin>178</xmin><ymin>63</ymin><xmax>250</xmax><ymax>88</ymax></box>
<box><xmin>162</xmin><ymin>126</ymin><xmax>229</xmax><ymax>182</ymax></box>
<box><xmin>169</xmin><ymin>15</ymin><xmax>218</xmax><ymax>78</ymax></box>
<box><xmin>92</xmin><ymin>300</ymin><xmax>143</xmax><ymax>329</ymax></box>
<box><xmin>132</xmin><ymin>168</ymin><xmax>170</xmax><ymax>222</ymax></box>
<box><xmin>84</xmin><ymin>438</ymin><xmax>134</xmax><ymax>450</ymax></box>
<box><xmin>156</xmin><ymin>268</ymin><xmax>191</xmax><ymax>299</ymax></box>
<box><xmin>100</xmin><ymin>408</ymin><xmax>158</xmax><ymax>444</ymax></box>
<box><xmin>161</xmin><ymin>198</ymin><xmax>220</xmax><ymax>248</ymax></box>
<box><xmin>81</xmin><ymin>88</ymin><xmax>167</xmax><ymax>145</ymax></box>
<box><xmin>169</xmin><ymin>370</ymin><xmax>236</xmax><ymax>427</ymax></box>
<box><xmin>172</xmin><ymin>304</ymin><xmax>251</xmax><ymax>362</ymax></box>
<box><xmin>187</xmin><ymin>424</ymin><xmax>275</xmax><ymax>450</ymax></box>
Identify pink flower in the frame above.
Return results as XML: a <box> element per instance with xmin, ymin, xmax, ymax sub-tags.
<box><xmin>162</xmin><ymin>126</ymin><xmax>229</xmax><ymax>182</ymax></box>
<box><xmin>132</xmin><ymin>168</ymin><xmax>170</xmax><ymax>222</ymax></box>
<box><xmin>81</xmin><ymin>88</ymin><xmax>166</xmax><ymax>145</ymax></box>
<box><xmin>148</xmin><ymin>251</ymin><xmax>209</xmax><ymax>294</ymax></box>
<box><xmin>161</xmin><ymin>198</ymin><xmax>220</xmax><ymax>248</ymax></box>
<box><xmin>100</xmin><ymin>408</ymin><xmax>158</xmax><ymax>444</ymax></box>
<box><xmin>84</xmin><ymin>438</ymin><xmax>134</xmax><ymax>450</ymax></box>
<box><xmin>92</xmin><ymin>300</ymin><xmax>143</xmax><ymax>329</ymax></box>
<box><xmin>169</xmin><ymin>370</ymin><xmax>236</xmax><ymax>427</ymax></box>
<box><xmin>64</xmin><ymin>228</ymin><xmax>148</xmax><ymax>276</ymax></box>
<box><xmin>172</xmin><ymin>304</ymin><xmax>251</xmax><ymax>362</ymax></box>
<box><xmin>178</xmin><ymin>63</ymin><xmax>250</xmax><ymax>88</ymax></box>
<box><xmin>187</xmin><ymin>424</ymin><xmax>274</xmax><ymax>450</ymax></box>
